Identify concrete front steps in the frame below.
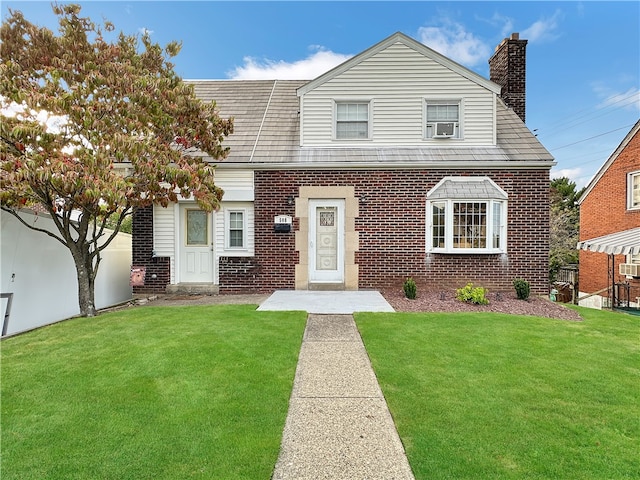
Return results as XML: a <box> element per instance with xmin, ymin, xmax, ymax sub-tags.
<box><xmin>165</xmin><ymin>283</ymin><xmax>219</xmax><ymax>295</ymax></box>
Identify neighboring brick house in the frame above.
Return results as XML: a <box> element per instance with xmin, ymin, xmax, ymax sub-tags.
<box><xmin>577</xmin><ymin>120</ymin><xmax>640</xmax><ymax>309</ymax></box>
<box><xmin>132</xmin><ymin>32</ymin><xmax>555</xmax><ymax>295</ymax></box>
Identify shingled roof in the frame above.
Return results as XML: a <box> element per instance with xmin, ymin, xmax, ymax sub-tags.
<box><xmin>188</xmin><ymin>79</ymin><xmax>553</xmax><ymax>169</ymax></box>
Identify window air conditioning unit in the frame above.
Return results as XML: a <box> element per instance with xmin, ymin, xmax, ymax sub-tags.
<box><xmin>619</xmin><ymin>263</ymin><xmax>640</xmax><ymax>277</ymax></box>
<box><xmin>433</xmin><ymin>122</ymin><xmax>455</xmax><ymax>138</ymax></box>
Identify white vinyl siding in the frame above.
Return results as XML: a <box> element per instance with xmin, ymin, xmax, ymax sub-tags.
<box><xmin>154</xmin><ymin>199</ymin><xmax>255</xmax><ymax>285</ymax></box>
<box><xmin>215</xmin><ymin>169</ymin><xmax>254</xmax><ymax>201</ymax></box>
<box><xmin>300</xmin><ymin>42</ymin><xmax>495</xmax><ymax>147</ymax></box>
<box><xmin>153</xmin><ymin>204</ymin><xmax>177</xmax><ymax>283</ymax></box>
<box><xmin>216</xmin><ymin>202</ymin><xmax>255</xmax><ymax>256</ymax></box>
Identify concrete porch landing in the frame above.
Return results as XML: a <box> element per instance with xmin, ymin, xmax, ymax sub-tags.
<box><xmin>257</xmin><ymin>290</ymin><xmax>395</xmax><ymax>314</ymax></box>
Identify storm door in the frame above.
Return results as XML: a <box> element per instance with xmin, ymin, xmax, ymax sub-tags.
<box><xmin>179</xmin><ymin>205</ymin><xmax>214</xmax><ymax>283</ymax></box>
<box><xmin>309</xmin><ymin>199</ymin><xmax>344</xmax><ymax>283</ymax></box>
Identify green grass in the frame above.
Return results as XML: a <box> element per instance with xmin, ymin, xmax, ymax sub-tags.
<box><xmin>356</xmin><ymin>308</ymin><xmax>640</xmax><ymax>480</ymax></box>
<box><xmin>1</xmin><ymin>305</ymin><xmax>307</xmax><ymax>480</ymax></box>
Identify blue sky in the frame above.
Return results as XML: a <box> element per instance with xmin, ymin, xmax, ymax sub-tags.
<box><xmin>3</xmin><ymin>1</ymin><xmax>639</xmax><ymax>189</ymax></box>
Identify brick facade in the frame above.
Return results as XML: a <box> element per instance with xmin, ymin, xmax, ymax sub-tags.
<box><xmin>230</xmin><ymin>168</ymin><xmax>550</xmax><ymax>295</ymax></box>
<box><xmin>579</xmin><ymin>129</ymin><xmax>640</xmax><ymax>302</ymax></box>
<box><xmin>132</xmin><ymin>169</ymin><xmax>551</xmax><ymax>296</ymax></box>
<box><xmin>131</xmin><ymin>205</ymin><xmax>170</xmax><ymax>293</ymax></box>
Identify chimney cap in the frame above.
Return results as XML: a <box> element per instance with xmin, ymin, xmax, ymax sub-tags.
<box><xmin>510</xmin><ymin>32</ymin><xmax>520</xmax><ymax>40</ymax></box>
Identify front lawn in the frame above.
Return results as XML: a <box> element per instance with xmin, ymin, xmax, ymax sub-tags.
<box><xmin>356</xmin><ymin>308</ymin><xmax>639</xmax><ymax>479</ymax></box>
<box><xmin>1</xmin><ymin>305</ymin><xmax>307</xmax><ymax>480</ymax></box>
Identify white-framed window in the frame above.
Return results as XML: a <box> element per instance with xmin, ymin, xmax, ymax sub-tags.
<box><xmin>629</xmin><ymin>253</ymin><xmax>640</xmax><ymax>264</ymax></box>
<box><xmin>335</xmin><ymin>101</ymin><xmax>370</xmax><ymax>140</ymax></box>
<box><xmin>425</xmin><ymin>99</ymin><xmax>461</xmax><ymax>139</ymax></box>
<box><xmin>226</xmin><ymin>209</ymin><xmax>246</xmax><ymax>249</ymax></box>
<box><xmin>628</xmin><ymin>171</ymin><xmax>640</xmax><ymax>210</ymax></box>
<box><xmin>426</xmin><ymin>177</ymin><xmax>507</xmax><ymax>254</ymax></box>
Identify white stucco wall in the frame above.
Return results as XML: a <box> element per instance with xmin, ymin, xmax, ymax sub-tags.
<box><xmin>1</xmin><ymin>210</ymin><xmax>132</xmax><ymax>336</ymax></box>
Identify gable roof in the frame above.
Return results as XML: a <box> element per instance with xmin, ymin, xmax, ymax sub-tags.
<box><xmin>578</xmin><ymin>119</ymin><xmax>640</xmax><ymax>205</ymax></box>
<box><xmin>297</xmin><ymin>32</ymin><xmax>501</xmax><ymax>97</ymax></box>
<box><xmin>188</xmin><ymin>79</ymin><xmax>553</xmax><ymax>168</ymax></box>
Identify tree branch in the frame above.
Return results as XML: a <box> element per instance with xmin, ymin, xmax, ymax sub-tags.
<box><xmin>0</xmin><ymin>206</ymin><xmax>69</xmax><ymax>247</ymax></box>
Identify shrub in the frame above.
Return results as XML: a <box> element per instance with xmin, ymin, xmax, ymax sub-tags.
<box><xmin>455</xmin><ymin>283</ymin><xmax>489</xmax><ymax>305</ymax></box>
<box><xmin>513</xmin><ymin>278</ymin><xmax>531</xmax><ymax>300</ymax></box>
<box><xmin>403</xmin><ymin>277</ymin><xmax>417</xmax><ymax>300</ymax></box>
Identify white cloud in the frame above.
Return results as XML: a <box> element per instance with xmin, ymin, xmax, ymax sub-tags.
<box><xmin>593</xmin><ymin>84</ymin><xmax>640</xmax><ymax>112</ymax></box>
<box><xmin>227</xmin><ymin>48</ymin><xmax>352</xmax><ymax>80</ymax></box>
<box><xmin>138</xmin><ymin>27</ymin><xmax>153</xmax><ymax>36</ymax></box>
<box><xmin>551</xmin><ymin>167</ymin><xmax>590</xmax><ymax>189</ymax></box>
<box><xmin>521</xmin><ymin>10</ymin><xmax>563</xmax><ymax>43</ymax></box>
<box><xmin>417</xmin><ymin>19</ymin><xmax>490</xmax><ymax>67</ymax></box>
<box><xmin>485</xmin><ymin>12</ymin><xmax>515</xmax><ymax>38</ymax></box>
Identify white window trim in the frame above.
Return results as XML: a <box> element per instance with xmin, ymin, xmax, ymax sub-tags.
<box><xmin>426</xmin><ymin>199</ymin><xmax>507</xmax><ymax>254</ymax></box>
<box><xmin>628</xmin><ymin>171</ymin><xmax>640</xmax><ymax>210</ymax></box>
<box><xmin>423</xmin><ymin>98</ymin><xmax>463</xmax><ymax>141</ymax></box>
<box><xmin>225</xmin><ymin>208</ymin><xmax>248</xmax><ymax>251</ymax></box>
<box><xmin>333</xmin><ymin>99</ymin><xmax>372</xmax><ymax>141</ymax></box>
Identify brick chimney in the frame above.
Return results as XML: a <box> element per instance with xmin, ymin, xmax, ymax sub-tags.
<box><xmin>489</xmin><ymin>33</ymin><xmax>528</xmax><ymax>123</ymax></box>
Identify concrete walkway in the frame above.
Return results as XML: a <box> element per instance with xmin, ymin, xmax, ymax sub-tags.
<box><xmin>271</xmin><ymin>314</ymin><xmax>414</xmax><ymax>479</ymax></box>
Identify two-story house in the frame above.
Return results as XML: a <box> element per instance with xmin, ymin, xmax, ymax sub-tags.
<box><xmin>577</xmin><ymin>120</ymin><xmax>640</xmax><ymax>309</ymax></box>
<box><xmin>132</xmin><ymin>32</ymin><xmax>555</xmax><ymax>296</ymax></box>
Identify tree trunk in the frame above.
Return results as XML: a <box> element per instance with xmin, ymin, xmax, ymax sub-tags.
<box><xmin>71</xmin><ymin>245</ymin><xmax>98</xmax><ymax>317</ymax></box>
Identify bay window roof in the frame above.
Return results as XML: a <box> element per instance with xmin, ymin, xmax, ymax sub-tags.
<box><xmin>427</xmin><ymin>177</ymin><xmax>508</xmax><ymax>200</ymax></box>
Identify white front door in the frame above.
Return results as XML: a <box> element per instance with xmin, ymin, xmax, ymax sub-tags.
<box><xmin>309</xmin><ymin>199</ymin><xmax>344</xmax><ymax>283</ymax></box>
<box><xmin>180</xmin><ymin>205</ymin><xmax>214</xmax><ymax>283</ymax></box>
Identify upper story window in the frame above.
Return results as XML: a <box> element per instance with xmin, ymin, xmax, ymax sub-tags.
<box><xmin>425</xmin><ymin>100</ymin><xmax>461</xmax><ymax>139</ymax></box>
<box><xmin>628</xmin><ymin>171</ymin><xmax>640</xmax><ymax>210</ymax></box>
<box><xmin>427</xmin><ymin>177</ymin><xmax>507</xmax><ymax>254</ymax></box>
<box><xmin>335</xmin><ymin>102</ymin><xmax>370</xmax><ymax>140</ymax></box>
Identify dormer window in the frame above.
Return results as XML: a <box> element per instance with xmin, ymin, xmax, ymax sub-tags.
<box><xmin>335</xmin><ymin>101</ymin><xmax>370</xmax><ymax>140</ymax></box>
<box><xmin>425</xmin><ymin>100</ymin><xmax>461</xmax><ymax>139</ymax></box>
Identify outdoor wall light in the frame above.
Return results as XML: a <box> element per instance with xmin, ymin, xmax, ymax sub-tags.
<box><xmin>287</xmin><ymin>195</ymin><xmax>295</xmax><ymax>205</ymax></box>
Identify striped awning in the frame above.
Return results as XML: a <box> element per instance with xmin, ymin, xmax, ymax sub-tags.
<box><xmin>577</xmin><ymin>227</ymin><xmax>640</xmax><ymax>255</ymax></box>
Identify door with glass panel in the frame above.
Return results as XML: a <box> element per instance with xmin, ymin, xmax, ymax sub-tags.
<box><xmin>309</xmin><ymin>199</ymin><xmax>344</xmax><ymax>283</ymax></box>
<box><xmin>180</xmin><ymin>205</ymin><xmax>214</xmax><ymax>283</ymax></box>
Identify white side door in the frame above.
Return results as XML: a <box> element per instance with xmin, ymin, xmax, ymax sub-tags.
<box><xmin>309</xmin><ymin>199</ymin><xmax>344</xmax><ymax>283</ymax></box>
<box><xmin>179</xmin><ymin>205</ymin><xmax>214</xmax><ymax>283</ymax></box>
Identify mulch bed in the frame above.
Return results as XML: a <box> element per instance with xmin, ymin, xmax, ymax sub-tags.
<box><xmin>382</xmin><ymin>290</ymin><xmax>583</xmax><ymax>321</ymax></box>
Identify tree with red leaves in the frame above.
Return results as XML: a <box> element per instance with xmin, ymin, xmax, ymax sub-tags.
<box><xmin>0</xmin><ymin>4</ymin><xmax>233</xmax><ymax>316</ymax></box>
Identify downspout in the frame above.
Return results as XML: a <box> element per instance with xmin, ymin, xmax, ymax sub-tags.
<box><xmin>249</xmin><ymin>79</ymin><xmax>278</xmax><ymax>162</ymax></box>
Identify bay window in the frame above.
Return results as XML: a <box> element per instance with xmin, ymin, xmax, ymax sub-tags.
<box><xmin>427</xmin><ymin>177</ymin><xmax>507</xmax><ymax>253</ymax></box>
